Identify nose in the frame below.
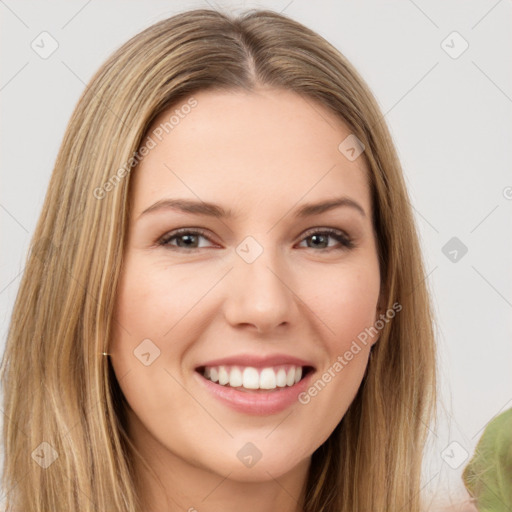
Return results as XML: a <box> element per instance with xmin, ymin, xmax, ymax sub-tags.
<box><xmin>223</xmin><ymin>245</ymin><xmax>298</xmax><ymax>334</ymax></box>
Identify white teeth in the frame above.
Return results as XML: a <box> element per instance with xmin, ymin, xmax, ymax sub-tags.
<box><xmin>242</xmin><ymin>367</ymin><xmax>260</xmax><ymax>389</ymax></box>
<box><xmin>276</xmin><ymin>368</ymin><xmax>287</xmax><ymax>387</ymax></box>
<box><xmin>229</xmin><ymin>367</ymin><xmax>243</xmax><ymax>387</ymax></box>
<box><xmin>259</xmin><ymin>368</ymin><xmax>276</xmax><ymax>389</ymax></box>
<box><xmin>218</xmin><ymin>366</ymin><xmax>229</xmax><ymax>385</ymax></box>
<box><xmin>201</xmin><ymin>364</ymin><xmax>307</xmax><ymax>390</ymax></box>
<box><xmin>286</xmin><ymin>368</ymin><xmax>295</xmax><ymax>386</ymax></box>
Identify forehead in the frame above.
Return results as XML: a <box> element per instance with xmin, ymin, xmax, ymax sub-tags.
<box><xmin>131</xmin><ymin>88</ymin><xmax>371</xmax><ymax>220</ymax></box>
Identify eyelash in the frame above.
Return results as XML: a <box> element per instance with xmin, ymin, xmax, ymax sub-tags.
<box><xmin>157</xmin><ymin>227</ymin><xmax>355</xmax><ymax>252</ymax></box>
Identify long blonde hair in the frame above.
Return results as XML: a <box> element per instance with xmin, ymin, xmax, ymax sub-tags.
<box><xmin>0</xmin><ymin>8</ymin><xmax>436</xmax><ymax>511</ymax></box>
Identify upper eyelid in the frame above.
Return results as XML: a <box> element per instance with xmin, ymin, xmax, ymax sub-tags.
<box><xmin>300</xmin><ymin>226</ymin><xmax>350</xmax><ymax>238</ymax></box>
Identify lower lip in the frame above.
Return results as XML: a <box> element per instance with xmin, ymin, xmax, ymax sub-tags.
<box><xmin>194</xmin><ymin>369</ymin><xmax>315</xmax><ymax>415</ymax></box>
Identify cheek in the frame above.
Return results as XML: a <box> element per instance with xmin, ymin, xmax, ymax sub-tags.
<box><xmin>301</xmin><ymin>259</ymin><xmax>381</xmax><ymax>350</ymax></box>
<box><xmin>292</xmin><ymin>276</ymin><xmax>379</xmax><ymax>449</ymax></box>
<box><xmin>109</xmin><ymin>255</ymin><xmax>223</xmax><ymax>406</ymax></box>
<box><xmin>109</xmin><ymin>258</ymin><xmax>206</xmax><ymax>435</ymax></box>
<box><xmin>112</xmin><ymin>257</ymin><xmax>210</xmax><ymax>346</ymax></box>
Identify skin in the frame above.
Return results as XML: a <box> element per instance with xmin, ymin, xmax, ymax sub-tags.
<box><xmin>110</xmin><ymin>87</ymin><xmax>382</xmax><ymax>512</ymax></box>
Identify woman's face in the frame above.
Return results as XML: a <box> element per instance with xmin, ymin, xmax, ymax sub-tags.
<box><xmin>111</xmin><ymin>87</ymin><xmax>382</xmax><ymax>482</ymax></box>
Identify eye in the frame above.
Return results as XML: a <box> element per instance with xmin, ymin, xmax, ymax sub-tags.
<box><xmin>297</xmin><ymin>228</ymin><xmax>354</xmax><ymax>251</ymax></box>
<box><xmin>157</xmin><ymin>228</ymin><xmax>216</xmax><ymax>250</ymax></box>
<box><xmin>157</xmin><ymin>227</ymin><xmax>355</xmax><ymax>252</ymax></box>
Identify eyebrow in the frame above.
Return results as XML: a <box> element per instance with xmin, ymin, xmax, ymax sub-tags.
<box><xmin>138</xmin><ymin>196</ymin><xmax>366</xmax><ymax>220</ymax></box>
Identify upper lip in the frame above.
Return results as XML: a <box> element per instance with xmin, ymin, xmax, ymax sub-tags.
<box><xmin>195</xmin><ymin>353</ymin><xmax>316</xmax><ymax>370</ymax></box>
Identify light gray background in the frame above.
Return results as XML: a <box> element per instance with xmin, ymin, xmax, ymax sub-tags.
<box><xmin>1</xmin><ymin>0</ymin><xmax>511</xmax><ymax>508</ymax></box>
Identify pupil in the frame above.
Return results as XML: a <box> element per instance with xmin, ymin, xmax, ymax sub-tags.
<box><xmin>310</xmin><ymin>234</ymin><xmax>327</xmax><ymax>248</ymax></box>
<box><xmin>178</xmin><ymin>234</ymin><xmax>197</xmax><ymax>247</ymax></box>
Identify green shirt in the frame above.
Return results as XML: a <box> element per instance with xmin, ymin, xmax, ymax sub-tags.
<box><xmin>463</xmin><ymin>407</ymin><xmax>512</xmax><ymax>511</ymax></box>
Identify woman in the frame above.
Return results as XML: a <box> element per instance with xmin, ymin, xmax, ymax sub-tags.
<box><xmin>0</xmin><ymin>8</ymin><xmax>437</xmax><ymax>512</ymax></box>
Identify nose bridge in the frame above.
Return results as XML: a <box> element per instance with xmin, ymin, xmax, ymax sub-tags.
<box><xmin>223</xmin><ymin>235</ymin><xmax>295</xmax><ymax>332</ymax></box>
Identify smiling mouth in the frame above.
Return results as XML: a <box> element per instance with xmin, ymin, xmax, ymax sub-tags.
<box><xmin>195</xmin><ymin>364</ymin><xmax>314</xmax><ymax>392</ymax></box>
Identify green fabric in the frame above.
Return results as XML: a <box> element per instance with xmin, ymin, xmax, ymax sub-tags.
<box><xmin>463</xmin><ymin>407</ymin><xmax>512</xmax><ymax>511</ymax></box>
